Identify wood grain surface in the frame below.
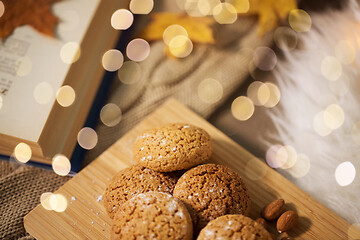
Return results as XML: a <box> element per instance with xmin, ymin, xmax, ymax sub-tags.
<box><xmin>24</xmin><ymin>99</ymin><xmax>360</xmax><ymax>239</ymax></box>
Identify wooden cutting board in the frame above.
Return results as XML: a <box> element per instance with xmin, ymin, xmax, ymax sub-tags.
<box><xmin>24</xmin><ymin>99</ymin><xmax>360</xmax><ymax>239</ymax></box>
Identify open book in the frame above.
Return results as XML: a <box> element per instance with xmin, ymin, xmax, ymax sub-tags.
<box><xmin>0</xmin><ymin>0</ymin><xmax>125</xmax><ymax>164</ymax></box>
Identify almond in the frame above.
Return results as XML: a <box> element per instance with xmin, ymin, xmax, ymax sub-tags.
<box><xmin>261</xmin><ymin>199</ymin><xmax>285</xmax><ymax>220</ymax></box>
<box><xmin>255</xmin><ymin>218</ymin><xmax>267</xmax><ymax>228</ymax></box>
<box><xmin>277</xmin><ymin>210</ymin><xmax>298</xmax><ymax>233</ymax></box>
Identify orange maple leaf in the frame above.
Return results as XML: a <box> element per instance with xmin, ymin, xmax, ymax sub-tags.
<box><xmin>0</xmin><ymin>0</ymin><xmax>61</xmax><ymax>39</ymax></box>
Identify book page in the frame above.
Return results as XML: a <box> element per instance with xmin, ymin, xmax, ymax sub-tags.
<box><xmin>0</xmin><ymin>0</ymin><xmax>101</xmax><ymax>142</ymax></box>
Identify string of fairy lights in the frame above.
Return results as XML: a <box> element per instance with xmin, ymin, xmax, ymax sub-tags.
<box><xmin>0</xmin><ymin>0</ymin><xmax>359</xmax><ymax>231</ymax></box>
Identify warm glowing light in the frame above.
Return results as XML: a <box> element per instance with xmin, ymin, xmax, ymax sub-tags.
<box><xmin>100</xmin><ymin>103</ymin><xmax>122</xmax><ymax>127</ymax></box>
<box><xmin>323</xmin><ymin>104</ymin><xmax>345</xmax><ymax>130</ymax></box>
<box><xmin>0</xmin><ymin>1</ymin><xmax>4</xmax><ymax>18</ymax></box>
<box><xmin>60</xmin><ymin>42</ymin><xmax>81</xmax><ymax>64</ymax></box>
<box><xmin>52</xmin><ymin>154</ymin><xmax>71</xmax><ymax>176</ymax></box>
<box><xmin>118</xmin><ymin>61</ymin><xmax>142</xmax><ymax>85</ymax></box>
<box><xmin>16</xmin><ymin>56</ymin><xmax>32</xmax><ymax>77</ymax></box>
<box><xmin>111</xmin><ymin>9</ymin><xmax>133</xmax><ymax>30</ymax></box>
<box><xmin>130</xmin><ymin>0</ymin><xmax>154</xmax><ymax>14</ymax></box>
<box><xmin>126</xmin><ymin>39</ymin><xmax>151</xmax><ymax>62</ymax></box>
<box><xmin>56</xmin><ymin>85</ymin><xmax>75</xmax><ymax>107</ymax></box>
<box><xmin>351</xmin><ymin>121</ymin><xmax>360</xmax><ymax>146</ymax></box>
<box><xmin>226</xmin><ymin>0</ymin><xmax>249</xmax><ymax>13</ymax></box>
<box><xmin>163</xmin><ymin>25</ymin><xmax>188</xmax><ymax>46</ymax></box>
<box><xmin>169</xmin><ymin>35</ymin><xmax>193</xmax><ymax>58</ymax></box>
<box><xmin>335</xmin><ymin>161</ymin><xmax>356</xmax><ymax>186</ymax></box>
<box><xmin>50</xmin><ymin>193</ymin><xmax>68</xmax><ymax>212</ymax></box>
<box><xmin>14</xmin><ymin>143</ymin><xmax>32</xmax><ymax>163</ymax></box>
<box><xmin>247</xmin><ymin>81</ymin><xmax>270</xmax><ymax>106</ymax></box>
<box><xmin>183</xmin><ymin>0</ymin><xmax>203</xmax><ymax>16</ymax></box>
<box><xmin>197</xmin><ymin>0</ymin><xmax>219</xmax><ymax>15</ymax></box>
<box><xmin>274</xmin><ymin>27</ymin><xmax>298</xmax><ymax>51</ymax></box>
<box><xmin>77</xmin><ymin>127</ymin><xmax>98</xmax><ymax>150</ymax></box>
<box><xmin>40</xmin><ymin>192</ymin><xmax>53</xmax><ymax>210</ymax></box>
<box><xmin>34</xmin><ymin>82</ymin><xmax>54</xmax><ymax>104</ymax></box>
<box><xmin>197</xmin><ymin>78</ymin><xmax>223</xmax><ymax>104</ymax></box>
<box><xmin>253</xmin><ymin>47</ymin><xmax>277</xmax><ymax>71</ymax></box>
<box><xmin>321</xmin><ymin>56</ymin><xmax>342</xmax><ymax>81</ymax></box>
<box><xmin>263</xmin><ymin>82</ymin><xmax>280</xmax><ymax>108</ymax></box>
<box><xmin>231</xmin><ymin>96</ymin><xmax>254</xmax><ymax>121</ymax></box>
<box><xmin>335</xmin><ymin>40</ymin><xmax>356</xmax><ymax>65</ymax></box>
<box><xmin>288</xmin><ymin>153</ymin><xmax>311</xmax><ymax>178</ymax></box>
<box><xmin>279</xmin><ymin>145</ymin><xmax>297</xmax><ymax>169</ymax></box>
<box><xmin>213</xmin><ymin>2</ymin><xmax>237</xmax><ymax>24</ymax></box>
<box><xmin>102</xmin><ymin>49</ymin><xmax>124</xmax><ymax>72</ymax></box>
<box><xmin>313</xmin><ymin>111</ymin><xmax>332</xmax><ymax>136</ymax></box>
<box><xmin>289</xmin><ymin>9</ymin><xmax>312</xmax><ymax>32</ymax></box>
<box><xmin>245</xmin><ymin>158</ymin><xmax>267</xmax><ymax>181</ymax></box>
<box><xmin>266</xmin><ymin>145</ymin><xmax>286</xmax><ymax>168</ymax></box>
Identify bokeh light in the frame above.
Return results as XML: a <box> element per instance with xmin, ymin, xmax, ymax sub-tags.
<box><xmin>247</xmin><ymin>81</ymin><xmax>270</xmax><ymax>106</ymax></box>
<box><xmin>102</xmin><ymin>49</ymin><xmax>124</xmax><ymax>72</ymax></box>
<box><xmin>348</xmin><ymin>223</ymin><xmax>360</xmax><ymax>239</ymax></box>
<box><xmin>288</xmin><ymin>153</ymin><xmax>311</xmax><ymax>178</ymax></box>
<box><xmin>129</xmin><ymin>0</ymin><xmax>154</xmax><ymax>14</ymax></box>
<box><xmin>111</xmin><ymin>9</ymin><xmax>133</xmax><ymax>30</ymax></box>
<box><xmin>288</xmin><ymin>9</ymin><xmax>312</xmax><ymax>33</ymax></box>
<box><xmin>40</xmin><ymin>192</ymin><xmax>53</xmax><ymax>210</ymax></box>
<box><xmin>169</xmin><ymin>35</ymin><xmax>193</xmax><ymax>58</ymax></box>
<box><xmin>16</xmin><ymin>56</ymin><xmax>32</xmax><ymax>77</ymax></box>
<box><xmin>56</xmin><ymin>85</ymin><xmax>76</xmax><ymax>107</ymax></box>
<box><xmin>266</xmin><ymin>144</ymin><xmax>286</xmax><ymax>169</ymax></box>
<box><xmin>100</xmin><ymin>103</ymin><xmax>122</xmax><ymax>127</ymax></box>
<box><xmin>313</xmin><ymin>111</ymin><xmax>333</xmax><ymax>136</ymax></box>
<box><xmin>263</xmin><ymin>82</ymin><xmax>281</xmax><ymax>108</ymax></box>
<box><xmin>182</xmin><ymin>0</ymin><xmax>203</xmax><ymax>17</ymax></box>
<box><xmin>321</xmin><ymin>56</ymin><xmax>342</xmax><ymax>81</ymax></box>
<box><xmin>225</xmin><ymin>0</ymin><xmax>249</xmax><ymax>13</ymax></box>
<box><xmin>245</xmin><ymin>158</ymin><xmax>267</xmax><ymax>181</ymax></box>
<box><xmin>213</xmin><ymin>2</ymin><xmax>237</xmax><ymax>24</ymax></box>
<box><xmin>33</xmin><ymin>82</ymin><xmax>54</xmax><ymax>104</ymax></box>
<box><xmin>335</xmin><ymin>161</ymin><xmax>356</xmax><ymax>186</ymax></box>
<box><xmin>197</xmin><ymin>0</ymin><xmax>220</xmax><ymax>16</ymax></box>
<box><xmin>274</xmin><ymin>27</ymin><xmax>298</xmax><ymax>51</ymax></box>
<box><xmin>118</xmin><ymin>61</ymin><xmax>142</xmax><ymax>85</ymax></box>
<box><xmin>77</xmin><ymin>127</ymin><xmax>98</xmax><ymax>150</ymax></box>
<box><xmin>0</xmin><ymin>1</ymin><xmax>4</xmax><ymax>18</ymax></box>
<box><xmin>279</xmin><ymin>145</ymin><xmax>297</xmax><ymax>169</ymax></box>
<box><xmin>52</xmin><ymin>154</ymin><xmax>71</xmax><ymax>176</ymax></box>
<box><xmin>197</xmin><ymin>78</ymin><xmax>223</xmax><ymax>104</ymax></box>
<box><xmin>351</xmin><ymin>121</ymin><xmax>360</xmax><ymax>146</ymax></box>
<box><xmin>60</xmin><ymin>42</ymin><xmax>81</xmax><ymax>64</ymax></box>
<box><xmin>50</xmin><ymin>193</ymin><xmax>68</xmax><ymax>212</ymax></box>
<box><xmin>323</xmin><ymin>104</ymin><xmax>345</xmax><ymax>130</ymax></box>
<box><xmin>163</xmin><ymin>25</ymin><xmax>188</xmax><ymax>46</ymax></box>
<box><xmin>126</xmin><ymin>39</ymin><xmax>151</xmax><ymax>62</ymax></box>
<box><xmin>231</xmin><ymin>96</ymin><xmax>254</xmax><ymax>121</ymax></box>
<box><xmin>253</xmin><ymin>47</ymin><xmax>277</xmax><ymax>71</ymax></box>
<box><xmin>14</xmin><ymin>143</ymin><xmax>32</xmax><ymax>163</ymax></box>
<box><xmin>335</xmin><ymin>40</ymin><xmax>356</xmax><ymax>65</ymax></box>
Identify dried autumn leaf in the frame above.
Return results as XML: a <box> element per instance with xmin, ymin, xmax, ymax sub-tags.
<box><xmin>141</xmin><ymin>13</ymin><xmax>215</xmax><ymax>44</ymax></box>
<box><xmin>0</xmin><ymin>0</ymin><xmax>61</xmax><ymax>39</ymax></box>
<box><xmin>245</xmin><ymin>0</ymin><xmax>297</xmax><ymax>35</ymax></box>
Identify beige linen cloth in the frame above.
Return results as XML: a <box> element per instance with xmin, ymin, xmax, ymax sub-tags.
<box><xmin>0</xmin><ymin>18</ymin><xmax>270</xmax><ymax>239</ymax></box>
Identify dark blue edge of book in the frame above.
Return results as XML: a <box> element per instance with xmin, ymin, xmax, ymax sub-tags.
<box><xmin>0</xmin><ymin>24</ymin><xmax>134</xmax><ymax>175</ymax></box>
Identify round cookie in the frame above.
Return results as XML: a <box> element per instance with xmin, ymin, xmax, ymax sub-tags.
<box><xmin>173</xmin><ymin>164</ymin><xmax>250</xmax><ymax>233</ymax></box>
<box><xmin>197</xmin><ymin>214</ymin><xmax>272</xmax><ymax>240</ymax></box>
<box><xmin>133</xmin><ymin>123</ymin><xmax>213</xmax><ymax>172</ymax></box>
<box><xmin>103</xmin><ymin>165</ymin><xmax>177</xmax><ymax>219</ymax></box>
<box><xmin>112</xmin><ymin>192</ymin><xmax>193</xmax><ymax>240</ymax></box>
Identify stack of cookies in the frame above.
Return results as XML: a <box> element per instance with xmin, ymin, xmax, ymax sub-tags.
<box><xmin>103</xmin><ymin>123</ymin><xmax>272</xmax><ymax>240</ymax></box>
